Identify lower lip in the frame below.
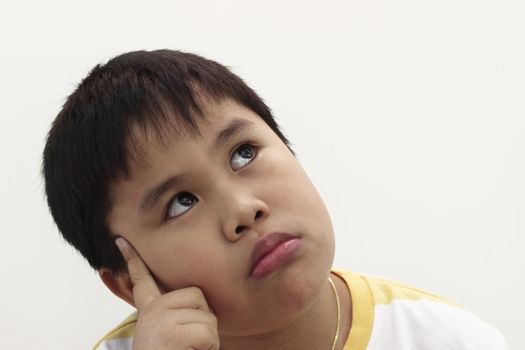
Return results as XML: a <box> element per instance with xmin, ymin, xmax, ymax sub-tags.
<box><xmin>250</xmin><ymin>238</ymin><xmax>302</xmax><ymax>279</ymax></box>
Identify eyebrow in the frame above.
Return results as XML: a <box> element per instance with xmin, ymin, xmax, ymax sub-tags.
<box><xmin>138</xmin><ymin>118</ymin><xmax>255</xmax><ymax>215</ymax></box>
<box><xmin>215</xmin><ymin>118</ymin><xmax>254</xmax><ymax>149</ymax></box>
<box><xmin>139</xmin><ymin>174</ymin><xmax>188</xmax><ymax>214</ymax></box>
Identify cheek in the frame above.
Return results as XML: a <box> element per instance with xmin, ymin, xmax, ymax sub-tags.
<box><xmin>137</xmin><ymin>229</ymin><xmax>223</xmax><ymax>292</ymax></box>
<box><xmin>148</xmin><ymin>243</ymin><xmax>239</xmax><ymax>319</ymax></box>
<box><xmin>267</xmin><ymin>153</ymin><xmax>329</xmax><ymax>215</ymax></box>
<box><xmin>267</xmin><ymin>152</ymin><xmax>335</xmax><ymax>250</ymax></box>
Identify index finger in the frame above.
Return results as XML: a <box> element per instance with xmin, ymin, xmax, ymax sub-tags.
<box><xmin>115</xmin><ymin>237</ymin><xmax>162</xmax><ymax>311</ymax></box>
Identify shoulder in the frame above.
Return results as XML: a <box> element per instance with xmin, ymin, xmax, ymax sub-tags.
<box><xmin>363</xmin><ymin>273</ymin><xmax>459</xmax><ymax>306</ymax></box>
<box><xmin>92</xmin><ymin>312</ymin><xmax>137</xmax><ymax>350</ymax></box>
<box><xmin>334</xmin><ymin>270</ymin><xmax>508</xmax><ymax>350</ymax></box>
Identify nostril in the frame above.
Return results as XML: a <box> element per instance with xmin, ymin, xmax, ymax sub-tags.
<box><xmin>254</xmin><ymin>210</ymin><xmax>263</xmax><ymax>220</ymax></box>
<box><xmin>235</xmin><ymin>226</ymin><xmax>245</xmax><ymax>235</ymax></box>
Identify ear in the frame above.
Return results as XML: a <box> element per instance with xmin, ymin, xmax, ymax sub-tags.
<box><xmin>98</xmin><ymin>268</ymin><xmax>136</xmax><ymax>307</ymax></box>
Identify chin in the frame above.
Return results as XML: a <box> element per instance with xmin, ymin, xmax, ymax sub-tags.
<box><xmin>218</xmin><ymin>261</ymin><xmax>332</xmax><ymax>337</ymax></box>
<box><xmin>285</xmin><ymin>259</ymin><xmax>332</xmax><ymax>305</ymax></box>
<box><xmin>259</xmin><ymin>257</ymin><xmax>333</xmax><ymax>331</ymax></box>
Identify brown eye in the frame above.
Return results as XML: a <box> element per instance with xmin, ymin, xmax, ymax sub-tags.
<box><xmin>230</xmin><ymin>144</ymin><xmax>257</xmax><ymax>170</ymax></box>
<box><xmin>166</xmin><ymin>192</ymin><xmax>198</xmax><ymax>219</ymax></box>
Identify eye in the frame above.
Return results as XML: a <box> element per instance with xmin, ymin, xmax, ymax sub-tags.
<box><xmin>230</xmin><ymin>143</ymin><xmax>257</xmax><ymax>170</ymax></box>
<box><xmin>165</xmin><ymin>192</ymin><xmax>198</xmax><ymax>219</ymax></box>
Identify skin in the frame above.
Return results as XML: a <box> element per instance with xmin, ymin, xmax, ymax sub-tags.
<box><xmin>100</xmin><ymin>99</ymin><xmax>352</xmax><ymax>349</ymax></box>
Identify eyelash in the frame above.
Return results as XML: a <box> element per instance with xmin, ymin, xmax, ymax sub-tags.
<box><xmin>163</xmin><ymin>142</ymin><xmax>259</xmax><ymax>221</ymax></box>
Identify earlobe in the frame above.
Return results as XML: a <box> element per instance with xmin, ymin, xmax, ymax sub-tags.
<box><xmin>98</xmin><ymin>268</ymin><xmax>135</xmax><ymax>307</ymax></box>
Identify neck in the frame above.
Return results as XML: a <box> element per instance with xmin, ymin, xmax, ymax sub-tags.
<box><xmin>219</xmin><ymin>273</ymin><xmax>351</xmax><ymax>350</ymax></box>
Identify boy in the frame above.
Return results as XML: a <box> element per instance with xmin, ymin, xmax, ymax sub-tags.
<box><xmin>43</xmin><ymin>50</ymin><xmax>508</xmax><ymax>350</ymax></box>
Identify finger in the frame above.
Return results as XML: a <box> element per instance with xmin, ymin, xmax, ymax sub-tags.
<box><xmin>156</xmin><ymin>286</ymin><xmax>211</xmax><ymax>313</ymax></box>
<box><xmin>163</xmin><ymin>308</ymin><xmax>217</xmax><ymax>327</ymax></box>
<box><xmin>176</xmin><ymin>323</ymin><xmax>220</xmax><ymax>350</ymax></box>
<box><xmin>115</xmin><ymin>237</ymin><xmax>161</xmax><ymax>310</ymax></box>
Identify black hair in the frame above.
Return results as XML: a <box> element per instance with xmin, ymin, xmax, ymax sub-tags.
<box><xmin>43</xmin><ymin>49</ymin><xmax>291</xmax><ymax>271</ymax></box>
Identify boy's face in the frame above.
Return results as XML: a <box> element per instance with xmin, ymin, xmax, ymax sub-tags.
<box><xmin>107</xmin><ymin>99</ymin><xmax>335</xmax><ymax>335</ymax></box>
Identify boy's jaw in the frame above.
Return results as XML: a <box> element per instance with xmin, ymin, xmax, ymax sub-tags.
<box><xmin>106</xmin><ymin>98</ymin><xmax>336</xmax><ymax>335</ymax></box>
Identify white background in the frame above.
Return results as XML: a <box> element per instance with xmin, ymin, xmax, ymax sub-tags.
<box><xmin>0</xmin><ymin>0</ymin><xmax>523</xmax><ymax>349</ymax></box>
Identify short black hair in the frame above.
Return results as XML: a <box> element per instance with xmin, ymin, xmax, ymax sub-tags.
<box><xmin>43</xmin><ymin>49</ymin><xmax>291</xmax><ymax>271</ymax></box>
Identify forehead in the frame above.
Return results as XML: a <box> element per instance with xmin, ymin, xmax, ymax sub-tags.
<box><xmin>123</xmin><ymin>99</ymin><xmax>261</xmax><ymax>177</ymax></box>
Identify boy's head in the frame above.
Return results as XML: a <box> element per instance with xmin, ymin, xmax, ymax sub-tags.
<box><xmin>43</xmin><ymin>50</ymin><xmax>335</xmax><ymax>334</ymax></box>
<box><xmin>44</xmin><ymin>50</ymin><xmax>291</xmax><ymax>271</ymax></box>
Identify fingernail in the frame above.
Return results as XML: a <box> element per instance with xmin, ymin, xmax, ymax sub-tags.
<box><xmin>115</xmin><ymin>237</ymin><xmax>127</xmax><ymax>257</ymax></box>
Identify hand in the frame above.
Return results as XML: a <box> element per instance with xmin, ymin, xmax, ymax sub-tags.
<box><xmin>116</xmin><ymin>237</ymin><xmax>220</xmax><ymax>350</ymax></box>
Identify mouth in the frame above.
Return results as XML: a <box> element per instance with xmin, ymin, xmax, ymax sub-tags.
<box><xmin>249</xmin><ymin>232</ymin><xmax>302</xmax><ymax>279</ymax></box>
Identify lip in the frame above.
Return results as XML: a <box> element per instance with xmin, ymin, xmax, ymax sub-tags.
<box><xmin>249</xmin><ymin>232</ymin><xmax>302</xmax><ymax>279</ymax></box>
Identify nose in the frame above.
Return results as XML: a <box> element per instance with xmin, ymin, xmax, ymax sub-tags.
<box><xmin>220</xmin><ymin>189</ymin><xmax>269</xmax><ymax>242</ymax></box>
